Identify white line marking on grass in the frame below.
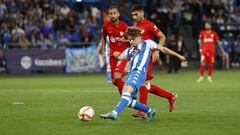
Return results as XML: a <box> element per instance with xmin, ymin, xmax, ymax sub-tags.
<box><xmin>12</xmin><ymin>102</ymin><xmax>24</xmax><ymax>105</ymax></box>
<box><xmin>1</xmin><ymin>89</ymin><xmax>117</xmax><ymax>93</ymax></box>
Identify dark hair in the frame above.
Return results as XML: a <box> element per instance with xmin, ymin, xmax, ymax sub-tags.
<box><xmin>109</xmin><ymin>5</ymin><xmax>119</xmax><ymax>11</ymax></box>
<box><xmin>131</xmin><ymin>4</ymin><xmax>144</xmax><ymax>12</ymax></box>
<box><xmin>125</xmin><ymin>26</ymin><xmax>142</xmax><ymax>37</ymax></box>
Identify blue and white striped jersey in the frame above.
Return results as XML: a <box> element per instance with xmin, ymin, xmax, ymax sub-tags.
<box><xmin>122</xmin><ymin>40</ymin><xmax>158</xmax><ymax>72</ymax></box>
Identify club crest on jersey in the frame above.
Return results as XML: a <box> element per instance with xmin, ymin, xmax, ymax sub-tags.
<box><xmin>141</xmin><ymin>30</ymin><xmax>145</xmax><ymax>34</ymax></box>
<box><xmin>130</xmin><ymin>48</ymin><xmax>140</xmax><ymax>57</ymax></box>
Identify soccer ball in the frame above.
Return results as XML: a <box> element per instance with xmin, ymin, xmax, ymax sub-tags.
<box><xmin>78</xmin><ymin>106</ymin><xmax>95</xmax><ymax>121</ymax></box>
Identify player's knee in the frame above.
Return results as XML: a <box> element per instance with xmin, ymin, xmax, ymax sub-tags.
<box><xmin>123</xmin><ymin>86</ymin><xmax>133</xmax><ymax>93</ymax></box>
<box><xmin>201</xmin><ymin>63</ymin><xmax>206</xmax><ymax>66</ymax></box>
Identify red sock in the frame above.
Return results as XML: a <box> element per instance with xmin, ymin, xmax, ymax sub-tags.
<box><xmin>139</xmin><ymin>86</ymin><xmax>148</xmax><ymax>105</ymax></box>
<box><xmin>200</xmin><ymin>65</ymin><xmax>204</xmax><ymax>76</ymax></box>
<box><xmin>114</xmin><ymin>78</ymin><xmax>125</xmax><ymax>95</ymax></box>
<box><xmin>148</xmin><ymin>84</ymin><xmax>173</xmax><ymax>99</ymax></box>
<box><xmin>208</xmin><ymin>64</ymin><xmax>213</xmax><ymax>76</ymax></box>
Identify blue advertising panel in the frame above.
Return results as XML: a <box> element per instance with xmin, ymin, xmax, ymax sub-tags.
<box><xmin>4</xmin><ymin>49</ymin><xmax>65</xmax><ymax>73</ymax></box>
<box><xmin>65</xmin><ymin>45</ymin><xmax>101</xmax><ymax>73</ymax></box>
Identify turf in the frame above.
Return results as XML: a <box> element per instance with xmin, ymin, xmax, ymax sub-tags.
<box><xmin>0</xmin><ymin>70</ymin><xmax>240</xmax><ymax>135</ymax></box>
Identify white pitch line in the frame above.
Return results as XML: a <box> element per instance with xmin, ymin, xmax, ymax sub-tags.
<box><xmin>0</xmin><ymin>89</ymin><xmax>117</xmax><ymax>93</ymax></box>
<box><xmin>12</xmin><ymin>102</ymin><xmax>25</xmax><ymax>105</ymax></box>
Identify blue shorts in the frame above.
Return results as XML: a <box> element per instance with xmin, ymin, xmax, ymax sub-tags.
<box><xmin>125</xmin><ymin>70</ymin><xmax>146</xmax><ymax>98</ymax></box>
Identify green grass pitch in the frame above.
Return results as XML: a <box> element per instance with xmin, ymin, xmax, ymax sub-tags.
<box><xmin>0</xmin><ymin>70</ymin><xmax>240</xmax><ymax>135</ymax></box>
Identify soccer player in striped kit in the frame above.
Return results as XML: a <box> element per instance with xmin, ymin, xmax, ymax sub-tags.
<box><xmin>100</xmin><ymin>26</ymin><xmax>186</xmax><ymax>121</ymax></box>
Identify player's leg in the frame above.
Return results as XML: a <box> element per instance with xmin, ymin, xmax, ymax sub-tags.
<box><xmin>99</xmin><ymin>85</ymin><xmax>155</xmax><ymax>121</ymax></box>
<box><xmin>197</xmin><ymin>54</ymin><xmax>206</xmax><ymax>83</ymax></box>
<box><xmin>99</xmin><ymin>85</ymin><xmax>133</xmax><ymax>120</ymax></box>
<box><xmin>148</xmin><ymin>84</ymin><xmax>177</xmax><ymax>112</ymax></box>
<box><xmin>100</xmin><ymin>71</ymin><xmax>156</xmax><ymax>121</ymax></box>
<box><xmin>132</xmin><ymin>60</ymin><xmax>153</xmax><ymax>118</ymax></box>
<box><xmin>113</xmin><ymin>60</ymin><xmax>128</xmax><ymax>95</ymax></box>
<box><xmin>207</xmin><ymin>54</ymin><xmax>215</xmax><ymax>83</ymax></box>
<box><xmin>127</xmin><ymin>70</ymin><xmax>156</xmax><ymax>121</ymax></box>
<box><xmin>128</xmin><ymin>97</ymin><xmax>156</xmax><ymax>121</ymax></box>
<box><xmin>110</xmin><ymin>57</ymin><xmax>122</xmax><ymax>95</ymax></box>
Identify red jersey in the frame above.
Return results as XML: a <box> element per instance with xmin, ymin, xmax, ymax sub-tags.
<box><xmin>102</xmin><ymin>20</ymin><xmax>129</xmax><ymax>57</ymax></box>
<box><xmin>199</xmin><ymin>30</ymin><xmax>219</xmax><ymax>53</ymax></box>
<box><xmin>133</xmin><ymin>18</ymin><xmax>160</xmax><ymax>40</ymax></box>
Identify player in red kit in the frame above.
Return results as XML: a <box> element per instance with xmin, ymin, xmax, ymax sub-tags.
<box><xmin>197</xmin><ymin>22</ymin><xmax>224</xmax><ymax>83</ymax></box>
<box><xmin>131</xmin><ymin>5</ymin><xmax>178</xmax><ymax>117</ymax></box>
<box><xmin>101</xmin><ymin>5</ymin><xmax>129</xmax><ymax>95</ymax></box>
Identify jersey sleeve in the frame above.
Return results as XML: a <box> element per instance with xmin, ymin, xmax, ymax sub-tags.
<box><xmin>101</xmin><ymin>23</ymin><xmax>108</xmax><ymax>39</ymax></box>
<box><xmin>146</xmin><ymin>40</ymin><xmax>158</xmax><ymax>49</ymax></box>
<box><xmin>148</xmin><ymin>21</ymin><xmax>160</xmax><ymax>36</ymax></box>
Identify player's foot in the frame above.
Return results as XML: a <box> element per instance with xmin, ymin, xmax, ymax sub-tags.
<box><xmin>99</xmin><ymin>111</ymin><xmax>118</xmax><ymax>120</ymax></box>
<box><xmin>132</xmin><ymin>111</ymin><xmax>147</xmax><ymax>118</ymax></box>
<box><xmin>144</xmin><ymin>80</ymin><xmax>151</xmax><ymax>90</ymax></box>
<box><xmin>196</xmin><ymin>76</ymin><xmax>204</xmax><ymax>83</ymax></box>
<box><xmin>146</xmin><ymin>108</ymin><xmax>156</xmax><ymax>122</ymax></box>
<box><xmin>207</xmin><ymin>76</ymin><xmax>213</xmax><ymax>83</ymax></box>
<box><xmin>168</xmin><ymin>93</ymin><xmax>178</xmax><ymax>112</ymax></box>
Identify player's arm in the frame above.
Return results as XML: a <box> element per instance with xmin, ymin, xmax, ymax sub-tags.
<box><xmin>113</xmin><ymin>51</ymin><xmax>128</xmax><ymax>60</ymax></box>
<box><xmin>96</xmin><ymin>39</ymin><xmax>102</xmax><ymax>53</ymax></box>
<box><xmin>158</xmin><ymin>46</ymin><xmax>186</xmax><ymax>62</ymax></box>
<box><xmin>198</xmin><ymin>38</ymin><xmax>202</xmax><ymax>53</ymax></box>
<box><xmin>152</xmin><ymin>30</ymin><xmax>166</xmax><ymax>62</ymax></box>
<box><xmin>114</xmin><ymin>48</ymin><xmax>128</xmax><ymax>60</ymax></box>
<box><xmin>198</xmin><ymin>32</ymin><xmax>203</xmax><ymax>53</ymax></box>
<box><xmin>101</xmin><ymin>24</ymin><xmax>108</xmax><ymax>58</ymax></box>
<box><xmin>156</xmin><ymin>31</ymin><xmax>166</xmax><ymax>47</ymax></box>
<box><xmin>147</xmin><ymin>40</ymin><xmax>186</xmax><ymax>62</ymax></box>
<box><xmin>100</xmin><ymin>37</ymin><xmax>107</xmax><ymax>61</ymax></box>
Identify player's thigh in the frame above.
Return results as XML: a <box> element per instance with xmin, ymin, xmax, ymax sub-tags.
<box><xmin>125</xmin><ymin>70</ymin><xmax>146</xmax><ymax>95</ymax></box>
<box><xmin>146</xmin><ymin>58</ymin><xmax>154</xmax><ymax>80</ymax></box>
<box><xmin>114</xmin><ymin>59</ymin><xmax>128</xmax><ymax>78</ymax></box>
<box><xmin>209</xmin><ymin>55</ymin><xmax>215</xmax><ymax>64</ymax></box>
<box><xmin>200</xmin><ymin>54</ymin><xmax>207</xmax><ymax>66</ymax></box>
<box><xmin>110</xmin><ymin>57</ymin><xmax>117</xmax><ymax>79</ymax></box>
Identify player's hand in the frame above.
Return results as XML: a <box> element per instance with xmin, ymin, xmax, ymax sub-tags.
<box><xmin>152</xmin><ymin>50</ymin><xmax>160</xmax><ymax>63</ymax></box>
<box><xmin>113</xmin><ymin>51</ymin><xmax>121</xmax><ymax>58</ymax></box>
<box><xmin>102</xmin><ymin>50</ymin><xmax>106</xmax><ymax>61</ymax></box>
<box><xmin>178</xmin><ymin>55</ymin><xmax>187</xmax><ymax>62</ymax></box>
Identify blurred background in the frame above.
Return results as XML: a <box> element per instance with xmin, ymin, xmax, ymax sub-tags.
<box><xmin>0</xmin><ymin>0</ymin><xmax>240</xmax><ymax>74</ymax></box>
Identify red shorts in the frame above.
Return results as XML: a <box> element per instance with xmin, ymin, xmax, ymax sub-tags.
<box><xmin>146</xmin><ymin>58</ymin><xmax>154</xmax><ymax>81</ymax></box>
<box><xmin>201</xmin><ymin>51</ymin><xmax>215</xmax><ymax>65</ymax></box>
<box><xmin>110</xmin><ymin>56</ymin><xmax>128</xmax><ymax>80</ymax></box>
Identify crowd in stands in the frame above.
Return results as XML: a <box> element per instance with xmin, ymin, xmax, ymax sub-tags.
<box><xmin>0</xmin><ymin>0</ymin><xmax>239</xmax><ymax>69</ymax></box>
<box><xmin>0</xmin><ymin>0</ymin><xmax>101</xmax><ymax>49</ymax></box>
<box><xmin>143</xmin><ymin>0</ymin><xmax>240</xmax><ymax>68</ymax></box>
